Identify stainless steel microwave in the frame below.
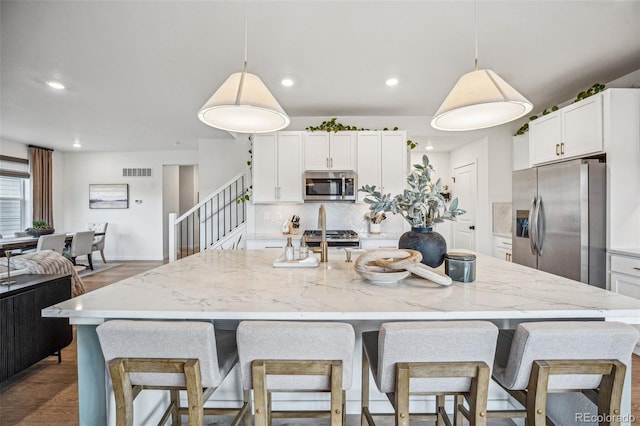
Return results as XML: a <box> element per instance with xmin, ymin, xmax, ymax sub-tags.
<box><xmin>303</xmin><ymin>171</ymin><xmax>356</xmax><ymax>201</ymax></box>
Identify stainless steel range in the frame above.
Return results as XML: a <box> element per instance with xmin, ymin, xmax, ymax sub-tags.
<box><xmin>302</xmin><ymin>230</ymin><xmax>359</xmax><ymax>248</ymax></box>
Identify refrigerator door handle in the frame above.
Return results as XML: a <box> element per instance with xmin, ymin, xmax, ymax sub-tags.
<box><xmin>534</xmin><ymin>196</ymin><xmax>543</xmax><ymax>255</ymax></box>
<box><xmin>528</xmin><ymin>198</ymin><xmax>537</xmax><ymax>255</ymax></box>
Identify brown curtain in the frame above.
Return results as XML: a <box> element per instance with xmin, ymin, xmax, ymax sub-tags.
<box><xmin>29</xmin><ymin>146</ymin><xmax>54</xmax><ymax>227</ymax></box>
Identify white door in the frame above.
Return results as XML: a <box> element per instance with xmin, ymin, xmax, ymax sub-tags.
<box><xmin>453</xmin><ymin>162</ymin><xmax>477</xmax><ymax>251</ymax></box>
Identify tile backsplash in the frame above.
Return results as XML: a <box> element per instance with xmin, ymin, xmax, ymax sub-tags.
<box><xmin>492</xmin><ymin>202</ymin><xmax>512</xmax><ymax>235</ymax></box>
<box><xmin>253</xmin><ymin>202</ymin><xmax>406</xmax><ymax>234</ymax></box>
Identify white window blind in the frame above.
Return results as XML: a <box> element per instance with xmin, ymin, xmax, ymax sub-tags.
<box><xmin>0</xmin><ymin>175</ymin><xmax>28</xmax><ymax>237</ymax></box>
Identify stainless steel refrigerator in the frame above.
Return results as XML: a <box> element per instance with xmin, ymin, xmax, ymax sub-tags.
<box><xmin>512</xmin><ymin>159</ymin><xmax>606</xmax><ymax>288</ymax></box>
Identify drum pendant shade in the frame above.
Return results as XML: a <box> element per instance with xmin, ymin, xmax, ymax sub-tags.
<box><xmin>431</xmin><ymin>69</ymin><xmax>533</xmax><ymax>131</ymax></box>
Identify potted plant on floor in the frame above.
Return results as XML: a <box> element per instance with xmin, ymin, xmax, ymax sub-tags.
<box><xmin>359</xmin><ymin>155</ymin><xmax>465</xmax><ymax>267</ymax></box>
<box><xmin>25</xmin><ymin>220</ymin><xmax>55</xmax><ymax>237</ymax></box>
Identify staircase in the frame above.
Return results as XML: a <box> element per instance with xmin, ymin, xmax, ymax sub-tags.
<box><xmin>168</xmin><ymin>173</ymin><xmax>248</xmax><ymax>262</ymax></box>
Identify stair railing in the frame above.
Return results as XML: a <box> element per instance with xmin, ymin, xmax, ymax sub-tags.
<box><xmin>168</xmin><ymin>172</ymin><xmax>248</xmax><ymax>262</ymax></box>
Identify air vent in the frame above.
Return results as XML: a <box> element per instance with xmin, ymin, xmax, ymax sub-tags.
<box><xmin>122</xmin><ymin>168</ymin><xmax>152</xmax><ymax>177</ymax></box>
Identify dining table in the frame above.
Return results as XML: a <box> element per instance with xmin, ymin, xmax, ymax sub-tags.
<box><xmin>0</xmin><ymin>232</ymin><xmax>105</xmax><ymax>257</ymax></box>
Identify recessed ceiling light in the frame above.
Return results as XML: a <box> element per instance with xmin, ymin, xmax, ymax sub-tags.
<box><xmin>385</xmin><ymin>78</ymin><xmax>398</xmax><ymax>87</ymax></box>
<box><xmin>281</xmin><ymin>78</ymin><xmax>294</xmax><ymax>87</ymax></box>
<box><xmin>426</xmin><ymin>145</ymin><xmax>434</xmax><ymax>151</ymax></box>
<box><xmin>45</xmin><ymin>80</ymin><xmax>66</xmax><ymax>90</ymax></box>
<box><xmin>73</xmin><ymin>141</ymin><xmax>82</xmax><ymax>148</ymax></box>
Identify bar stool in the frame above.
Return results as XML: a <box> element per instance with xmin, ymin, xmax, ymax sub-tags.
<box><xmin>236</xmin><ymin>321</ymin><xmax>356</xmax><ymax>426</ymax></box>
<box><xmin>490</xmin><ymin>321</ymin><xmax>639</xmax><ymax>426</ymax></box>
<box><xmin>97</xmin><ymin>320</ymin><xmax>250</xmax><ymax>426</ymax></box>
<box><xmin>361</xmin><ymin>321</ymin><xmax>499</xmax><ymax>426</ymax></box>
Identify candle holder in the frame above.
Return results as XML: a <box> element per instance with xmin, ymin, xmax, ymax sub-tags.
<box><xmin>1</xmin><ymin>250</ymin><xmax>16</xmax><ymax>285</ymax></box>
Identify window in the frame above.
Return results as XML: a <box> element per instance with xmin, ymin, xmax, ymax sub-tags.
<box><xmin>0</xmin><ymin>155</ymin><xmax>30</xmax><ymax>237</ymax></box>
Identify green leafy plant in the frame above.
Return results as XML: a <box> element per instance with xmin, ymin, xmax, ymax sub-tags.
<box><xmin>359</xmin><ymin>154</ymin><xmax>465</xmax><ymax>228</ymax></box>
<box><xmin>26</xmin><ymin>220</ymin><xmax>52</xmax><ymax>231</ymax></box>
<box><xmin>306</xmin><ymin>118</ymin><xmax>367</xmax><ymax>132</ymax></box>
<box><xmin>237</xmin><ymin>136</ymin><xmax>253</xmax><ymax>204</ymax></box>
<box><xmin>574</xmin><ymin>83</ymin><xmax>605</xmax><ymax>103</ymax></box>
<box><xmin>514</xmin><ymin>83</ymin><xmax>605</xmax><ymax>136</ymax></box>
<box><xmin>306</xmin><ymin>118</ymin><xmax>417</xmax><ymax>149</ymax></box>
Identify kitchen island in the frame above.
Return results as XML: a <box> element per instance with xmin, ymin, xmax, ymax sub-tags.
<box><xmin>43</xmin><ymin>249</ymin><xmax>640</xmax><ymax>425</ymax></box>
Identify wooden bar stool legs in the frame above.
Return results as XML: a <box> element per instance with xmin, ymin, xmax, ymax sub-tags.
<box><xmin>361</xmin><ymin>321</ymin><xmax>498</xmax><ymax>426</ymax></box>
<box><xmin>237</xmin><ymin>321</ymin><xmax>355</xmax><ymax>426</ymax></box>
<box><xmin>490</xmin><ymin>321</ymin><xmax>639</xmax><ymax>426</ymax></box>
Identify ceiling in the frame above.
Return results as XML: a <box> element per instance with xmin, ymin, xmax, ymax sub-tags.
<box><xmin>1</xmin><ymin>1</ymin><xmax>639</xmax><ymax>153</ymax></box>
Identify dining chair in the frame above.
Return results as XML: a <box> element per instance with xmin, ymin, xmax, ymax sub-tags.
<box><xmin>88</xmin><ymin>222</ymin><xmax>108</xmax><ymax>263</ymax></box>
<box><xmin>490</xmin><ymin>321</ymin><xmax>639</xmax><ymax>425</ymax></box>
<box><xmin>36</xmin><ymin>233</ymin><xmax>66</xmax><ymax>254</ymax></box>
<box><xmin>68</xmin><ymin>230</ymin><xmax>95</xmax><ymax>270</ymax></box>
<box><xmin>361</xmin><ymin>321</ymin><xmax>499</xmax><ymax>426</ymax></box>
<box><xmin>237</xmin><ymin>321</ymin><xmax>355</xmax><ymax>426</ymax></box>
<box><xmin>97</xmin><ymin>320</ymin><xmax>249</xmax><ymax>426</ymax></box>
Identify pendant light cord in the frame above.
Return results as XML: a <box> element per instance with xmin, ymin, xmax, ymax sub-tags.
<box><xmin>474</xmin><ymin>0</ymin><xmax>478</xmax><ymax>71</ymax></box>
<box><xmin>235</xmin><ymin>0</ymin><xmax>249</xmax><ymax>104</ymax></box>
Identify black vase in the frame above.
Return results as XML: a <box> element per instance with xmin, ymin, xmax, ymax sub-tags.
<box><xmin>398</xmin><ymin>227</ymin><xmax>447</xmax><ymax>268</ymax></box>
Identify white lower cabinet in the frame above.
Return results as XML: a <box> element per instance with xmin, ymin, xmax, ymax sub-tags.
<box><xmin>360</xmin><ymin>239</ymin><xmax>398</xmax><ymax>250</ymax></box>
<box><xmin>609</xmin><ymin>254</ymin><xmax>640</xmax><ymax>298</ymax></box>
<box><xmin>493</xmin><ymin>236</ymin><xmax>512</xmax><ymax>262</ymax></box>
<box><xmin>245</xmin><ymin>239</ymin><xmax>288</xmax><ymax>250</ymax></box>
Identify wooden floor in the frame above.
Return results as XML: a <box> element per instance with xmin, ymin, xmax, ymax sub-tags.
<box><xmin>0</xmin><ymin>260</ymin><xmax>638</xmax><ymax>425</ymax></box>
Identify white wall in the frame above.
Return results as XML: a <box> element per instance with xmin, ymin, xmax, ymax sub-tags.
<box><xmin>63</xmin><ymin>150</ymin><xmax>198</xmax><ymax>260</ymax></box>
<box><xmin>448</xmin><ymin>126</ymin><xmax>514</xmax><ymax>256</ymax></box>
<box><xmin>0</xmin><ymin>138</ymin><xmax>28</xmax><ymax>158</ymax></box>
<box><xmin>198</xmin><ymin>137</ymin><xmax>250</xmax><ymax>196</ymax></box>
<box><xmin>162</xmin><ymin>165</ymin><xmax>180</xmax><ymax>259</ymax></box>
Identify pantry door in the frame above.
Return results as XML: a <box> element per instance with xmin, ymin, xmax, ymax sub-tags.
<box><xmin>453</xmin><ymin>162</ymin><xmax>477</xmax><ymax>251</ymax></box>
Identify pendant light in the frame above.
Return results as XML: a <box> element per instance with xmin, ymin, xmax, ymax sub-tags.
<box><xmin>198</xmin><ymin>1</ymin><xmax>290</xmax><ymax>134</ymax></box>
<box><xmin>431</xmin><ymin>1</ymin><xmax>532</xmax><ymax>131</ymax></box>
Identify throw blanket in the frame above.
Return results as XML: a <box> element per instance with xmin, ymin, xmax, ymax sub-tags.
<box><xmin>0</xmin><ymin>250</ymin><xmax>86</xmax><ymax>297</ymax></box>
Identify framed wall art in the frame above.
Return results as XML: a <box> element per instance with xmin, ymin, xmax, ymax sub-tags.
<box><xmin>89</xmin><ymin>184</ymin><xmax>129</xmax><ymax>209</ymax></box>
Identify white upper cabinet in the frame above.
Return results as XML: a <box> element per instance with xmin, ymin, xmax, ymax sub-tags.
<box><xmin>304</xmin><ymin>132</ymin><xmax>356</xmax><ymax>170</ymax></box>
<box><xmin>252</xmin><ymin>132</ymin><xmax>304</xmax><ymax>203</ymax></box>
<box><xmin>380</xmin><ymin>131</ymin><xmax>408</xmax><ymax>197</ymax></box>
<box><xmin>356</xmin><ymin>132</ymin><xmax>381</xmax><ymax>202</ymax></box>
<box><xmin>529</xmin><ymin>112</ymin><xmax>561</xmax><ymax>164</ymax></box>
<box><xmin>512</xmin><ymin>134</ymin><xmax>530</xmax><ymax>171</ymax></box>
<box><xmin>356</xmin><ymin>131</ymin><xmax>407</xmax><ymax>202</ymax></box>
<box><xmin>529</xmin><ymin>93</ymin><xmax>603</xmax><ymax>165</ymax></box>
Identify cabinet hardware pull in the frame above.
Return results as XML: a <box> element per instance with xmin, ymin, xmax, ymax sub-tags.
<box><xmin>555</xmin><ymin>144</ymin><xmax>560</xmax><ymax>156</ymax></box>
<box><xmin>330</xmin><ymin>158</ymin><xmax>333</xmax><ymax>168</ymax></box>
<box><xmin>275</xmin><ymin>187</ymin><xmax>278</xmax><ymax>199</ymax></box>
<box><xmin>634</xmin><ymin>267</ymin><xmax>640</xmax><ymax>271</ymax></box>
<box><xmin>560</xmin><ymin>142</ymin><xmax>565</xmax><ymax>155</ymax></box>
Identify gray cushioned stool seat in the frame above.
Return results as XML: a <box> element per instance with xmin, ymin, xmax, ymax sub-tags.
<box><xmin>237</xmin><ymin>320</ymin><xmax>355</xmax><ymax>391</ymax></box>
<box><xmin>493</xmin><ymin>321</ymin><xmax>639</xmax><ymax>391</ymax></box>
<box><xmin>364</xmin><ymin>321</ymin><xmax>499</xmax><ymax>393</ymax></box>
<box><xmin>362</xmin><ymin>321</ymin><xmax>499</xmax><ymax>426</ymax></box>
<box><xmin>96</xmin><ymin>320</ymin><xmax>248</xmax><ymax>426</ymax></box>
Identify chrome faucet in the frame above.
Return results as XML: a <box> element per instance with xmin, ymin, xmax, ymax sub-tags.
<box><xmin>318</xmin><ymin>203</ymin><xmax>328</xmax><ymax>262</ymax></box>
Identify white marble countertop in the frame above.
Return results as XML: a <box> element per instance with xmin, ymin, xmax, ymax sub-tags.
<box><xmin>609</xmin><ymin>248</ymin><xmax>640</xmax><ymax>258</ymax></box>
<box><xmin>43</xmin><ymin>250</ymin><xmax>640</xmax><ymax>324</ymax></box>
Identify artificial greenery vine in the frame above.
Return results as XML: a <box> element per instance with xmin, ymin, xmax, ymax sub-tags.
<box><xmin>237</xmin><ymin>136</ymin><xmax>253</xmax><ymax>204</ymax></box>
<box><xmin>306</xmin><ymin>117</ymin><xmax>417</xmax><ymax>149</ymax></box>
<box><xmin>514</xmin><ymin>83</ymin><xmax>605</xmax><ymax>136</ymax></box>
